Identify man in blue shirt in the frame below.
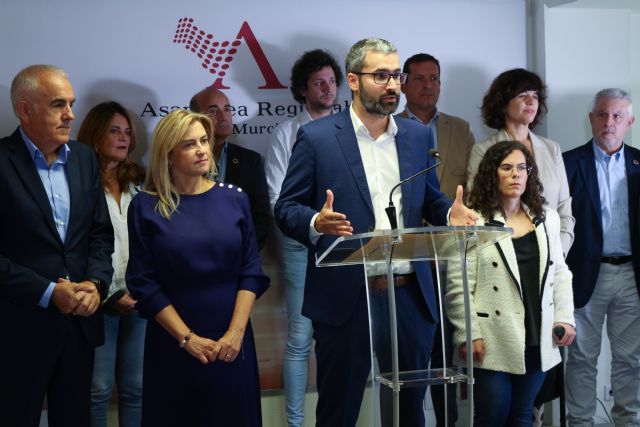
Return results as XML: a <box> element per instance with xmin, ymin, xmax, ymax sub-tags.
<box><xmin>0</xmin><ymin>65</ymin><xmax>114</xmax><ymax>427</ymax></box>
<box><xmin>563</xmin><ymin>88</ymin><xmax>640</xmax><ymax>426</ymax></box>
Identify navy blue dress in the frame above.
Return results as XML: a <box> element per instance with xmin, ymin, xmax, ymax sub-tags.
<box><xmin>126</xmin><ymin>182</ymin><xmax>270</xmax><ymax>427</ymax></box>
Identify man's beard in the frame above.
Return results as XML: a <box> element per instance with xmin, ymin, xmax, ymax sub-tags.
<box><xmin>307</xmin><ymin>95</ymin><xmax>336</xmax><ymax>113</ymax></box>
<box><xmin>359</xmin><ymin>87</ymin><xmax>399</xmax><ymax>117</ymax></box>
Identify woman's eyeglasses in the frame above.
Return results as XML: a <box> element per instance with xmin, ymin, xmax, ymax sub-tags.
<box><xmin>498</xmin><ymin>163</ymin><xmax>532</xmax><ymax>175</ymax></box>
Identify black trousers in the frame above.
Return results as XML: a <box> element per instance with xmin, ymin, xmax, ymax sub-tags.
<box><xmin>0</xmin><ymin>316</ymin><xmax>94</xmax><ymax>427</ymax></box>
<box><xmin>313</xmin><ymin>283</ymin><xmax>435</xmax><ymax>427</ymax></box>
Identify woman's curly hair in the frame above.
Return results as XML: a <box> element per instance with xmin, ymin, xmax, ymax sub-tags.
<box><xmin>468</xmin><ymin>140</ymin><xmax>546</xmax><ymax>221</ymax></box>
<box><xmin>481</xmin><ymin>68</ymin><xmax>548</xmax><ymax>130</ymax></box>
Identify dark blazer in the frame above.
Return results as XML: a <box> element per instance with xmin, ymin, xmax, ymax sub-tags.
<box><xmin>0</xmin><ymin>128</ymin><xmax>114</xmax><ymax>347</ymax></box>
<box><xmin>274</xmin><ymin>109</ymin><xmax>451</xmax><ymax>326</ymax></box>
<box><xmin>563</xmin><ymin>140</ymin><xmax>640</xmax><ymax>308</ymax></box>
<box><xmin>224</xmin><ymin>142</ymin><xmax>270</xmax><ymax>250</ymax></box>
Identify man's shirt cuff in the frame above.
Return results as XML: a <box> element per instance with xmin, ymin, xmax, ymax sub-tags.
<box><xmin>38</xmin><ymin>282</ymin><xmax>56</xmax><ymax>308</ymax></box>
<box><xmin>309</xmin><ymin>212</ymin><xmax>322</xmax><ymax>244</ymax></box>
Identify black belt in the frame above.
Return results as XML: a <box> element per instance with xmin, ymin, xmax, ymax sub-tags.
<box><xmin>369</xmin><ymin>272</ymin><xmax>417</xmax><ymax>293</ymax></box>
<box><xmin>601</xmin><ymin>255</ymin><xmax>633</xmax><ymax>265</ymax></box>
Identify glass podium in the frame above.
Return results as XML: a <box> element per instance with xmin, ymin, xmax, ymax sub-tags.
<box><xmin>316</xmin><ymin>226</ymin><xmax>512</xmax><ymax>427</ymax></box>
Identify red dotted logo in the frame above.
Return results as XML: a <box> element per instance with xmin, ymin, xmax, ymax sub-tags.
<box><xmin>173</xmin><ymin>17</ymin><xmax>241</xmax><ymax>77</ymax></box>
<box><xmin>172</xmin><ymin>18</ymin><xmax>286</xmax><ymax>89</ymax></box>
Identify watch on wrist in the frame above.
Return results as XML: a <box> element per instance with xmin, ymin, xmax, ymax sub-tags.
<box><xmin>88</xmin><ymin>278</ymin><xmax>106</xmax><ymax>297</ymax></box>
<box><xmin>88</xmin><ymin>278</ymin><xmax>103</xmax><ymax>288</ymax></box>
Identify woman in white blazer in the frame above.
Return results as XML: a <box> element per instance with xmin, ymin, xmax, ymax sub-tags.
<box><xmin>446</xmin><ymin>141</ymin><xmax>576</xmax><ymax>427</ymax></box>
<box><xmin>467</xmin><ymin>69</ymin><xmax>574</xmax><ymax>255</ymax></box>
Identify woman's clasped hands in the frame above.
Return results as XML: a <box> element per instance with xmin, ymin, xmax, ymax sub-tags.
<box><xmin>183</xmin><ymin>329</ymin><xmax>243</xmax><ymax>364</ymax></box>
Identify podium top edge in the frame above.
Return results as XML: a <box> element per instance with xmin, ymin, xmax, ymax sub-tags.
<box><xmin>332</xmin><ymin>225</ymin><xmax>512</xmax><ymax>242</ymax></box>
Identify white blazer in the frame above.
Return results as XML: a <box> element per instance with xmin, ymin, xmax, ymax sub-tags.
<box><xmin>445</xmin><ymin>206</ymin><xmax>575</xmax><ymax>374</ymax></box>
<box><xmin>467</xmin><ymin>130</ymin><xmax>575</xmax><ymax>254</ymax></box>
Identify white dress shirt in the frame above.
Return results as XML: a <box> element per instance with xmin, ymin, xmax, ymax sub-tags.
<box><xmin>265</xmin><ymin>110</ymin><xmax>313</xmax><ymax>211</ymax></box>
<box><xmin>309</xmin><ymin>104</ymin><xmax>410</xmax><ymax>274</ymax></box>
<box><xmin>104</xmin><ymin>186</ymin><xmax>135</xmax><ymax>300</ymax></box>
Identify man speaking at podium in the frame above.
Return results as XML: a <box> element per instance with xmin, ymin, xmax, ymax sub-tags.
<box><xmin>275</xmin><ymin>38</ymin><xmax>477</xmax><ymax>426</ymax></box>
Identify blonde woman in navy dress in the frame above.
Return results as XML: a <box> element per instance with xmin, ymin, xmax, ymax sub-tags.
<box><xmin>127</xmin><ymin>109</ymin><xmax>270</xmax><ymax>427</ymax></box>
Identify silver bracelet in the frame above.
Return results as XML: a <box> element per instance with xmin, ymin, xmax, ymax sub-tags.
<box><xmin>179</xmin><ymin>330</ymin><xmax>193</xmax><ymax>348</ymax></box>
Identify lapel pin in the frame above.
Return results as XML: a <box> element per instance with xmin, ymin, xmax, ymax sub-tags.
<box><xmin>232</xmin><ymin>158</ymin><xmax>239</xmax><ymax>164</ymax></box>
<box><xmin>634</xmin><ymin>160</ymin><xmax>639</xmax><ymax>165</ymax></box>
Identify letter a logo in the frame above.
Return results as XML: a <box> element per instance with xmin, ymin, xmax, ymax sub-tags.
<box><xmin>173</xmin><ymin>18</ymin><xmax>286</xmax><ymax>89</ymax></box>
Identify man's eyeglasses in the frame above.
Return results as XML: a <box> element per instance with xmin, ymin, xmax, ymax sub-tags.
<box><xmin>353</xmin><ymin>72</ymin><xmax>408</xmax><ymax>85</ymax></box>
<box><xmin>202</xmin><ymin>105</ymin><xmax>231</xmax><ymax>117</ymax></box>
<box><xmin>498</xmin><ymin>163</ymin><xmax>533</xmax><ymax>176</ymax></box>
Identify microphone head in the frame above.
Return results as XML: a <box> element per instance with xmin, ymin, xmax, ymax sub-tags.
<box><xmin>553</xmin><ymin>325</ymin><xmax>565</xmax><ymax>339</ymax></box>
<box><xmin>428</xmin><ymin>148</ymin><xmax>440</xmax><ymax>158</ymax></box>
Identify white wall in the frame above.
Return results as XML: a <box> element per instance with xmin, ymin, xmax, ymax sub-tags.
<box><xmin>0</xmin><ymin>0</ymin><xmax>527</xmax><ymax>156</ymax></box>
<box><xmin>539</xmin><ymin>6</ymin><xmax>635</xmax><ymax>151</ymax></box>
<box><xmin>632</xmin><ymin>12</ymin><xmax>640</xmax><ymax>138</ymax></box>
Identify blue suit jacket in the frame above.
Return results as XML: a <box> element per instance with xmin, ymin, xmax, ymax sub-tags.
<box><xmin>563</xmin><ymin>140</ymin><xmax>640</xmax><ymax>308</ymax></box>
<box><xmin>274</xmin><ymin>109</ymin><xmax>451</xmax><ymax>326</ymax></box>
<box><xmin>0</xmin><ymin>128</ymin><xmax>114</xmax><ymax>347</ymax></box>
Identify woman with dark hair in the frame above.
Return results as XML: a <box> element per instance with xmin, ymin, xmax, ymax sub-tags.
<box><xmin>77</xmin><ymin>101</ymin><xmax>146</xmax><ymax>427</ymax></box>
<box><xmin>467</xmin><ymin>68</ymin><xmax>574</xmax><ymax>255</ymax></box>
<box><xmin>446</xmin><ymin>141</ymin><xmax>576</xmax><ymax>427</ymax></box>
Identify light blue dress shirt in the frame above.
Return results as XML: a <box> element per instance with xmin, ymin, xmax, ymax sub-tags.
<box><xmin>593</xmin><ymin>141</ymin><xmax>631</xmax><ymax>256</ymax></box>
<box><xmin>20</xmin><ymin>128</ymin><xmax>71</xmax><ymax>307</ymax></box>
<box><xmin>404</xmin><ymin>106</ymin><xmax>440</xmax><ymax>149</ymax></box>
<box><xmin>216</xmin><ymin>141</ymin><xmax>229</xmax><ymax>182</ymax></box>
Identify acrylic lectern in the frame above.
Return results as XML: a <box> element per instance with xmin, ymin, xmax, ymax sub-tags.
<box><xmin>316</xmin><ymin>226</ymin><xmax>512</xmax><ymax>427</ymax></box>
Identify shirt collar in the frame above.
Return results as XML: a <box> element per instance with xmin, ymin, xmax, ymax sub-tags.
<box><xmin>592</xmin><ymin>139</ymin><xmax>624</xmax><ymax>162</ymax></box>
<box><xmin>349</xmin><ymin>103</ymin><xmax>398</xmax><ymax>139</ymax></box>
<box><xmin>404</xmin><ymin>106</ymin><xmax>439</xmax><ymax>126</ymax></box>
<box><xmin>299</xmin><ymin>109</ymin><xmax>314</xmax><ymax>124</ymax></box>
<box><xmin>19</xmin><ymin>127</ymin><xmax>70</xmax><ymax>164</ymax></box>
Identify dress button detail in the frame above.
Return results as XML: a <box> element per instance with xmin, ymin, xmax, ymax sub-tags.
<box><xmin>493</xmin><ymin>286</ymin><xmax>498</xmax><ymax>291</ymax></box>
<box><xmin>492</xmin><ymin>261</ymin><xmax>498</xmax><ymax>267</ymax></box>
<box><xmin>495</xmin><ymin>310</ymin><xmax>500</xmax><ymax>316</ymax></box>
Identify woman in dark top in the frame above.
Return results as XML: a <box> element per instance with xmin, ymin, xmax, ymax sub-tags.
<box><xmin>126</xmin><ymin>109</ymin><xmax>270</xmax><ymax>427</ymax></box>
<box><xmin>445</xmin><ymin>141</ymin><xmax>575</xmax><ymax>426</ymax></box>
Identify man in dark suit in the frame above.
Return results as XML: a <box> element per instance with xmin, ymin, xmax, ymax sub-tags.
<box><xmin>563</xmin><ymin>88</ymin><xmax>640</xmax><ymax>426</ymax></box>
<box><xmin>275</xmin><ymin>38</ymin><xmax>477</xmax><ymax>426</ymax></box>
<box><xmin>189</xmin><ymin>87</ymin><xmax>270</xmax><ymax>249</ymax></box>
<box><xmin>0</xmin><ymin>65</ymin><xmax>114</xmax><ymax>427</ymax></box>
<box><xmin>397</xmin><ymin>52</ymin><xmax>476</xmax><ymax>427</ymax></box>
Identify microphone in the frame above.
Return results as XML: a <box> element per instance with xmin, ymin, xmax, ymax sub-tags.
<box><xmin>554</xmin><ymin>325</ymin><xmax>565</xmax><ymax>340</ymax></box>
<box><xmin>385</xmin><ymin>149</ymin><xmax>441</xmax><ymax>230</ymax></box>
